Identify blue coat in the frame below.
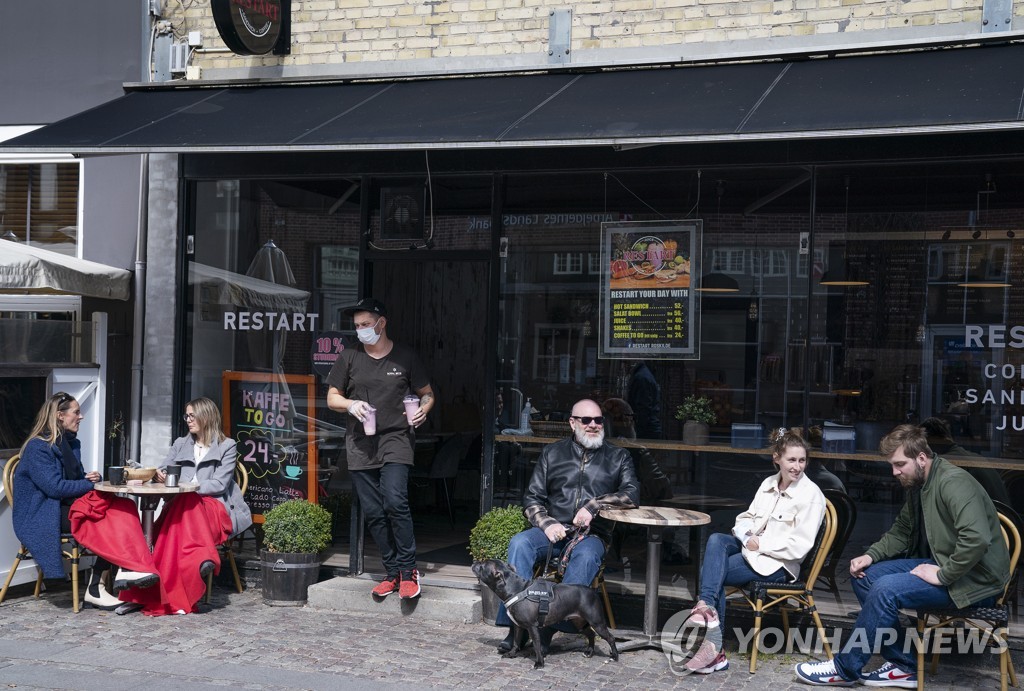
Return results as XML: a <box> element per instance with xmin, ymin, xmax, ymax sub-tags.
<box><xmin>12</xmin><ymin>437</ymin><xmax>94</xmax><ymax>578</ymax></box>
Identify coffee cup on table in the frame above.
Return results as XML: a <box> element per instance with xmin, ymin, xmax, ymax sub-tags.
<box><xmin>403</xmin><ymin>395</ymin><xmax>420</xmax><ymax>426</ymax></box>
<box><xmin>107</xmin><ymin>466</ymin><xmax>126</xmax><ymax>485</ymax></box>
<box><xmin>164</xmin><ymin>464</ymin><xmax>181</xmax><ymax>488</ymax></box>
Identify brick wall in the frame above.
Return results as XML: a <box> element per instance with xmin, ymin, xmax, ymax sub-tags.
<box><xmin>167</xmin><ymin>0</ymin><xmax>1009</xmax><ymax>74</ymax></box>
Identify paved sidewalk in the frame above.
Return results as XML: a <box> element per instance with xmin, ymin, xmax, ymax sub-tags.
<box><xmin>0</xmin><ymin>584</ymin><xmax>1018</xmax><ymax>690</ymax></box>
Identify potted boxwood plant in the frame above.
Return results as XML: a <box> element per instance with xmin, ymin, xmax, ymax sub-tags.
<box><xmin>468</xmin><ymin>504</ymin><xmax>528</xmax><ymax>623</ymax></box>
<box><xmin>675</xmin><ymin>395</ymin><xmax>717</xmax><ymax>445</ymax></box>
<box><xmin>260</xmin><ymin>499</ymin><xmax>332</xmax><ymax>606</ymax></box>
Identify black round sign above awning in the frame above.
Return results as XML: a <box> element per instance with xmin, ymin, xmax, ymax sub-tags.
<box><xmin>212</xmin><ymin>0</ymin><xmax>291</xmax><ymax>56</ymax></box>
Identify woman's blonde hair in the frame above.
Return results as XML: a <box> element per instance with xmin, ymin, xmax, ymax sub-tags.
<box><xmin>187</xmin><ymin>396</ymin><xmax>226</xmax><ymax>446</ymax></box>
<box><xmin>768</xmin><ymin>426</ymin><xmax>810</xmax><ymax>461</ymax></box>
<box><xmin>21</xmin><ymin>392</ymin><xmax>76</xmax><ymax>454</ymax></box>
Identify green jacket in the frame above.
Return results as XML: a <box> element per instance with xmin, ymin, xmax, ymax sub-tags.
<box><xmin>865</xmin><ymin>455</ymin><xmax>1010</xmax><ymax>608</ymax></box>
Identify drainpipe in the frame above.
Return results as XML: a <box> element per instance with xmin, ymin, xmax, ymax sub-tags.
<box><xmin>129</xmin><ymin>153</ymin><xmax>149</xmax><ymax>463</ymax></box>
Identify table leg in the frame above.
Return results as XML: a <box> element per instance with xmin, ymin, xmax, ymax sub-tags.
<box><xmin>689</xmin><ymin>525</ymin><xmax>702</xmax><ymax>596</ymax></box>
<box><xmin>140</xmin><ymin>496</ymin><xmax>160</xmax><ymax>551</ymax></box>
<box><xmin>614</xmin><ymin>525</ymin><xmax>665</xmax><ymax>651</ymax></box>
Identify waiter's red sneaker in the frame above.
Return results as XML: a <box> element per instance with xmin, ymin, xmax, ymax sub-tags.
<box><xmin>371</xmin><ymin>575</ymin><xmax>399</xmax><ymax>598</ymax></box>
<box><xmin>399</xmin><ymin>569</ymin><xmax>421</xmax><ymax>599</ymax></box>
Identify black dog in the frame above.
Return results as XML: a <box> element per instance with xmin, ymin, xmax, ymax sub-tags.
<box><xmin>473</xmin><ymin>558</ymin><xmax>619</xmax><ymax>668</ymax></box>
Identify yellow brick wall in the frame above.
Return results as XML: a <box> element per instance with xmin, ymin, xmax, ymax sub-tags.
<box><xmin>168</xmin><ymin>0</ymin><xmax>1009</xmax><ymax>72</ymax></box>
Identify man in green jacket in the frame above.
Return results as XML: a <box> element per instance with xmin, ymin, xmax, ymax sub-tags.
<box><xmin>796</xmin><ymin>424</ymin><xmax>1010</xmax><ymax>688</ymax></box>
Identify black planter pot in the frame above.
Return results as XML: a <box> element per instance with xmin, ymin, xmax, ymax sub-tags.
<box><xmin>260</xmin><ymin>550</ymin><xmax>321</xmax><ymax>606</ymax></box>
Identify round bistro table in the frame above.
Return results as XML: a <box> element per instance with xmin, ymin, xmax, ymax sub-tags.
<box><xmin>601</xmin><ymin>506</ymin><xmax>711</xmax><ymax>652</ymax></box>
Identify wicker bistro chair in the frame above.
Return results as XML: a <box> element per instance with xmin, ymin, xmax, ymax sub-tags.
<box><xmin>914</xmin><ymin>511</ymin><xmax>1021</xmax><ymax>691</ymax></box>
<box><xmin>726</xmin><ymin>498</ymin><xmax>838</xmax><ymax>673</ymax></box>
<box><xmin>817</xmin><ymin>490</ymin><xmax>858</xmax><ymax>608</ymax></box>
<box><xmin>0</xmin><ymin>455</ymin><xmax>90</xmax><ymax>613</ymax></box>
<box><xmin>205</xmin><ymin>464</ymin><xmax>247</xmax><ymax>602</ymax></box>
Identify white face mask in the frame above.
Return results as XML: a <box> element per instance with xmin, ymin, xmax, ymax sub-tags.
<box><xmin>356</xmin><ymin>318</ymin><xmax>382</xmax><ymax>345</ymax></box>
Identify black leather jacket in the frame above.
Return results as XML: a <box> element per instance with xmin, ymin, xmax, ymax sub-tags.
<box><xmin>523</xmin><ymin>438</ymin><xmax>640</xmax><ymax>539</ymax></box>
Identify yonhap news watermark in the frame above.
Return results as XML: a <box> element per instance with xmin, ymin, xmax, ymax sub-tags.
<box><xmin>660</xmin><ymin>611</ymin><xmax>1006</xmax><ymax>676</ymax></box>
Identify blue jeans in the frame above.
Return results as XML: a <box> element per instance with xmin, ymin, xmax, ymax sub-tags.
<box><xmin>350</xmin><ymin>463</ymin><xmax>416</xmax><ymax>576</ymax></box>
<box><xmin>494</xmin><ymin>527</ymin><xmax>604</xmax><ymax>629</ymax></box>
<box><xmin>697</xmin><ymin>532</ymin><xmax>787</xmax><ymax>632</ymax></box>
<box><xmin>834</xmin><ymin>558</ymin><xmax>966</xmax><ymax>679</ymax></box>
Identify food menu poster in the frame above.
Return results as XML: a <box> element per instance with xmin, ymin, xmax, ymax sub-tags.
<box><xmin>222</xmin><ymin>371</ymin><xmax>319</xmax><ymax>523</ymax></box>
<box><xmin>600</xmin><ymin>220</ymin><xmax>702</xmax><ymax>360</ymax></box>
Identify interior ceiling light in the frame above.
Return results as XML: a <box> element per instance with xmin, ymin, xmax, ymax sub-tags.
<box><xmin>697</xmin><ymin>178</ymin><xmax>740</xmax><ymax>293</ymax></box>
<box><xmin>697</xmin><ymin>271</ymin><xmax>740</xmax><ymax>293</ymax></box>
<box><xmin>820</xmin><ymin>175</ymin><xmax>869</xmax><ymax>288</ymax></box>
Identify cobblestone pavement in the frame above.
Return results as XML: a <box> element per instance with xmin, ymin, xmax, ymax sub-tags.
<box><xmin>0</xmin><ymin>585</ymin><xmax>1019</xmax><ymax>690</ymax></box>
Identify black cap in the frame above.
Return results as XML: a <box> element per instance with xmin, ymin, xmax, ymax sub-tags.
<box><xmin>342</xmin><ymin>297</ymin><xmax>387</xmax><ymax>318</ymax></box>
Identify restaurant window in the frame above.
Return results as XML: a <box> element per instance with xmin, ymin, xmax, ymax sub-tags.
<box><xmin>0</xmin><ymin>162</ymin><xmax>81</xmax><ymax>255</ymax></box>
<box><xmin>553</xmin><ymin>252</ymin><xmax>583</xmax><ymax>275</ymax></box>
<box><xmin>182</xmin><ymin>177</ymin><xmax>362</xmax><ymax>469</ymax></box>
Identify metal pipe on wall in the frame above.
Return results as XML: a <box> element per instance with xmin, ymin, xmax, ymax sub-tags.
<box><xmin>129</xmin><ymin>153</ymin><xmax>149</xmax><ymax>463</ymax></box>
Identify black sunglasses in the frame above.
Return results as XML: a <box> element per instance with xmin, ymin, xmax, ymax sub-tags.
<box><xmin>570</xmin><ymin>415</ymin><xmax>604</xmax><ymax>426</ymax></box>
<box><xmin>54</xmin><ymin>392</ymin><xmax>72</xmax><ymax>406</ymax></box>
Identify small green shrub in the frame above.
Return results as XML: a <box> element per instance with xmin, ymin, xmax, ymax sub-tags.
<box><xmin>262</xmin><ymin>499</ymin><xmax>332</xmax><ymax>554</ymax></box>
<box><xmin>674</xmin><ymin>395</ymin><xmax>717</xmax><ymax>425</ymax></box>
<box><xmin>468</xmin><ymin>505</ymin><xmax>528</xmax><ymax>562</ymax></box>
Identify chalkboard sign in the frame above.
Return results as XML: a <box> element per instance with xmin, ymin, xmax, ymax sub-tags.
<box><xmin>222</xmin><ymin>371</ymin><xmax>318</xmax><ymax>523</ymax></box>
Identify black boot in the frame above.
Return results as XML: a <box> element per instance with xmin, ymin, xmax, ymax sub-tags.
<box><xmin>497</xmin><ymin>627</ymin><xmax>526</xmax><ymax>653</ymax></box>
<box><xmin>199</xmin><ymin>560</ymin><xmax>216</xmax><ymax>580</ymax></box>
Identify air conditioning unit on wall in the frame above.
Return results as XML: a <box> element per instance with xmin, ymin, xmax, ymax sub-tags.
<box><xmin>379</xmin><ymin>186</ymin><xmax>426</xmax><ymax>240</ymax></box>
<box><xmin>169</xmin><ymin>42</ymin><xmax>189</xmax><ymax>74</ymax></box>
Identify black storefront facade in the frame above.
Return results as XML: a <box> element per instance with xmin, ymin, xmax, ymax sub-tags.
<box><xmin>8</xmin><ymin>41</ymin><xmax>1024</xmax><ymax>620</ymax></box>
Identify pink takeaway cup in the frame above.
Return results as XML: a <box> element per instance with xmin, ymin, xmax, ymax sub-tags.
<box><xmin>363</xmin><ymin>405</ymin><xmax>377</xmax><ymax>435</ymax></box>
<box><xmin>403</xmin><ymin>395</ymin><xmax>420</xmax><ymax>426</ymax></box>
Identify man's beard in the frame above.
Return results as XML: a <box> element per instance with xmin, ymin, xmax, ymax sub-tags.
<box><xmin>898</xmin><ymin>463</ymin><xmax>925</xmax><ymax>488</ymax></box>
<box><xmin>575</xmin><ymin>426</ymin><xmax>605</xmax><ymax>450</ymax></box>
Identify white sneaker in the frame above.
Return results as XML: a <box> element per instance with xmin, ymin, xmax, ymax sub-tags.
<box><xmin>794</xmin><ymin>659</ymin><xmax>856</xmax><ymax>686</ymax></box>
<box><xmin>859</xmin><ymin>661</ymin><xmax>917</xmax><ymax>688</ymax></box>
<box><xmin>114</xmin><ymin>569</ymin><xmax>159</xmax><ymax>591</ymax></box>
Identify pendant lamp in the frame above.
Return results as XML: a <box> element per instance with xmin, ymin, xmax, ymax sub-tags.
<box><xmin>820</xmin><ymin>176</ymin><xmax>869</xmax><ymax>287</ymax></box>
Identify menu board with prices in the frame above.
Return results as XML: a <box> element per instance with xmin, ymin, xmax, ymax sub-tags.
<box><xmin>221</xmin><ymin>371</ymin><xmax>319</xmax><ymax>523</ymax></box>
<box><xmin>600</xmin><ymin>220</ymin><xmax>702</xmax><ymax>360</ymax></box>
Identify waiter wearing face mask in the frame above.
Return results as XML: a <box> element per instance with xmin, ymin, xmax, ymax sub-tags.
<box><xmin>326</xmin><ymin>297</ymin><xmax>434</xmax><ymax>600</ymax></box>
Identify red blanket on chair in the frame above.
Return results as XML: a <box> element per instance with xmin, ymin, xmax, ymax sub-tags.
<box><xmin>70</xmin><ymin>491</ymin><xmax>232</xmax><ymax>616</ymax></box>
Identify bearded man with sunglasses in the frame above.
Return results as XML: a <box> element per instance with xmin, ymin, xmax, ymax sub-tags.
<box><xmin>493</xmin><ymin>398</ymin><xmax>640</xmax><ymax>653</ymax></box>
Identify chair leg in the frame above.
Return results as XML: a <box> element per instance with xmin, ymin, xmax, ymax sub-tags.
<box><xmin>597</xmin><ymin>576</ymin><xmax>616</xmax><ymax>630</ymax></box>
<box><xmin>1007</xmin><ymin>644</ymin><xmax>1017</xmax><ymax>688</ymax></box>
<box><xmin>33</xmin><ymin>568</ymin><xmax>43</xmax><ymax>597</ymax></box>
<box><xmin>442</xmin><ymin>478</ymin><xmax>455</xmax><ymax>528</ymax></box>
<box><xmin>916</xmin><ymin>618</ymin><xmax>926</xmax><ymax>691</ymax></box>
<box><xmin>807</xmin><ymin>598</ymin><xmax>831</xmax><ymax>659</ymax></box>
<box><xmin>70</xmin><ymin>546</ymin><xmax>80</xmax><ymax>613</ymax></box>
<box><xmin>205</xmin><ymin>571</ymin><xmax>213</xmax><ymax>604</ymax></box>
<box><xmin>227</xmin><ymin>550</ymin><xmax>243</xmax><ymax>594</ymax></box>
<box><xmin>0</xmin><ymin>552</ymin><xmax>27</xmax><ymax>604</ymax></box>
<box><xmin>749</xmin><ymin>599</ymin><xmax>764</xmax><ymax>674</ymax></box>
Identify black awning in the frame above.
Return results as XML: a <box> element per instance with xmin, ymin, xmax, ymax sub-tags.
<box><xmin>5</xmin><ymin>42</ymin><xmax>1024</xmax><ymax>153</ymax></box>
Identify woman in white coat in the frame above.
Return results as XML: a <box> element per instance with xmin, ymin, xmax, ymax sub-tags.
<box><xmin>685</xmin><ymin>428</ymin><xmax>826</xmax><ymax>673</ymax></box>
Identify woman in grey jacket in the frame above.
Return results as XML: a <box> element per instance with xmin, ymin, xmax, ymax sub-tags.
<box><xmin>118</xmin><ymin>397</ymin><xmax>252</xmax><ymax>615</ymax></box>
